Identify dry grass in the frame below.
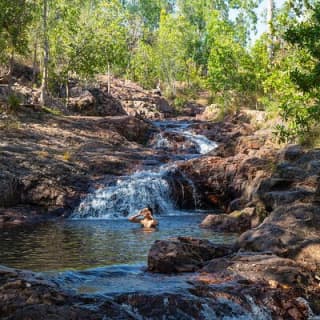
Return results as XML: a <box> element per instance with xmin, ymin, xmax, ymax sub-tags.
<box><xmin>62</xmin><ymin>151</ymin><xmax>72</xmax><ymax>161</ymax></box>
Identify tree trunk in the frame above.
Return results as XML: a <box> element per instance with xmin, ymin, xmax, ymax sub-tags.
<box><xmin>40</xmin><ymin>0</ymin><xmax>49</xmax><ymax>106</ymax></box>
<box><xmin>8</xmin><ymin>50</ymin><xmax>14</xmax><ymax>95</ymax></box>
<box><xmin>65</xmin><ymin>71</ymin><xmax>70</xmax><ymax>108</ymax></box>
<box><xmin>32</xmin><ymin>40</ymin><xmax>38</xmax><ymax>88</ymax></box>
<box><xmin>267</xmin><ymin>0</ymin><xmax>274</xmax><ymax>63</ymax></box>
<box><xmin>107</xmin><ymin>62</ymin><xmax>111</xmax><ymax>94</ymax></box>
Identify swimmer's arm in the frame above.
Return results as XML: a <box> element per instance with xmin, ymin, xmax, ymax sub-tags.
<box><xmin>128</xmin><ymin>213</ymin><xmax>143</xmax><ymax>223</ymax></box>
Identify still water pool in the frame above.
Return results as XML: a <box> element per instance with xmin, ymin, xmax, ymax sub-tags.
<box><xmin>0</xmin><ymin>215</ymin><xmax>236</xmax><ymax>272</ymax></box>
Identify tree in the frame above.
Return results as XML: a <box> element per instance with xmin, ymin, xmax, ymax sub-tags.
<box><xmin>0</xmin><ymin>0</ymin><xmax>33</xmax><ymax>90</ymax></box>
<box><xmin>267</xmin><ymin>0</ymin><xmax>274</xmax><ymax>61</ymax></box>
<box><xmin>43</xmin><ymin>0</ymin><xmax>128</xmax><ymax>101</ymax></box>
<box><xmin>40</xmin><ymin>0</ymin><xmax>49</xmax><ymax>106</ymax></box>
<box><xmin>207</xmin><ymin>11</ymin><xmax>256</xmax><ymax>94</ymax></box>
<box><xmin>278</xmin><ymin>1</ymin><xmax>320</xmax><ymax>140</ymax></box>
<box><xmin>156</xmin><ymin>10</ymin><xmax>198</xmax><ymax>95</ymax></box>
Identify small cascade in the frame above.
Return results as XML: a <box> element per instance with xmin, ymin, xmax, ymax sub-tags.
<box><xmin>178</xmin><ymin>170</ymin><xmax>201</xmax><ymax>209</ymax></box>
<box><xmin>180</xmin><ymin>131</ymin><xmax>217</xmax><ymax>154</ymax></box>
<box><xmin>154</xmin><ymin>132</ymin><xmax>171</xmax><ymax>149</ymax></box>
<box><xmin>72</xmin><ymin>168</ymin><xmax>176</xmax><ymax>219</ymax></box>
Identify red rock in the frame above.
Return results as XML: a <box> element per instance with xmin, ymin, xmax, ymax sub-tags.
<box><xmin>148</xmin><ymin>237</ymin><xmax>233</xmax><ymax>273</ymax></box>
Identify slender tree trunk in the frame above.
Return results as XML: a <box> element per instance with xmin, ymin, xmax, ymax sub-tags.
<box><xmin>267</xmin><ymin>0</ymin><xmax>274</xmax><ymax>63</ymax></box>
<box><xmin>107</xmin><ymin>62</ymin><xmax>111</xmax><ymax>94</ymax></box>
<box><xmin>32</xmin><ymin>40</ymin><xmax>38</xmax><ymax>88</ymax></box>
<box><xmin>65</xmin><ymin>71</ymin><xmax>70</xmax><ymax>108</ymax></box>
<box><xmin>40</xmin><ymin>0</ymin><xmax>49</xmax><ymax>106</ymax></box>
<box><xmin>8</xmin><ymin>50</ymin><xmax>14</xmax><ymax>95</ymax></box>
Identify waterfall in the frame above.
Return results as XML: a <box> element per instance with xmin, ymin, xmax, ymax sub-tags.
<box><xmin>71</xmin><ymin>168</ymin><xmax>177</xmax><ymax>219</ymax></box>
<box><xmin>72</xmin><ymin>120</ymin><xmax>217</xmax><ymax>219</ymax></box>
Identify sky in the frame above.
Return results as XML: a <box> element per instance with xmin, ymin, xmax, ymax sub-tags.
<box><xmin>252</xmin><ymin>0</ymin><xmax>286</xmax><ymax>42</ymax></box>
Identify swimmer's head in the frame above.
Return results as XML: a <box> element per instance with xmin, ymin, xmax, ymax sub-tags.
<box><xmin>143</xmin><ymin>206</ymin><xmax>153</xmax><ymax>219</ymax></box>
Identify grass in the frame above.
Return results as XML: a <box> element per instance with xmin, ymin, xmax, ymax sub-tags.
<box><xmin>299</xmin><ymin>126</ymin><xmax>320</xmax><ymax>148</ymax></box>
<box><xmin>62</xmin><ymin>151</ymin><xmax>72</xmax><ymax>161</ymax></box>
<box><xmin>37</xmin><ymin>150</ymin><xmax>50</xmax><ymax>159</ymax></box>
<box><xmin>42</xmin><ymin>106</ymin><xmax>63</xmax><ymax>116</ymax></box>
<box><xmin>0</xmin><ymin>117</ymin><xmax>21</xmax><ymax>131</ymax></box>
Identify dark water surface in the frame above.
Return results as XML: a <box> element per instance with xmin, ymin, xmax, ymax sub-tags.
<box><xmin>0</xmin><ymin>215</ymin><xmax>236</xmax><ymax>272</ymax></box>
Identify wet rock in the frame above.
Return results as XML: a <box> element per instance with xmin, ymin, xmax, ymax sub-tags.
<box><xmin>165</xmin><ymin>169</ymin><xmax>201</xmax><ymax>209</ymax></box>
<box><xmin>183</xmin><ymin>102</ymin><xmax>205</xmax><ymax>117</ymax></box>
<box><xmin>142</xmin><ymin>251</ymin><xmax>317</xmax><ymax>319</ymax></box>
<box><xmin>148</xmin><ymin>237</ymin><xmax>233</xmax><ymax>273</ymax></box>
<box><xmin>280</xmin><ymin>144</ymin><xmax>305</xmax><ymax>162</ymax></box>
<box><xmin>106</xmin><ymin>116</ymin><xmax>152</xmax><ymax>144</ymax></box>
<box><xmin>0</xmin><ymin>265</ymin><xmax>151</xmax><ymax>320</ymax></box>
<box><xmin>0</xmin><ymin>172</ymin><xmax>23</xmax><ymax>206</ymax></box>
<box><xmin>196</xmin><ymin>252</ymin><xmax>317</xmax><ymax>319</ymax></box>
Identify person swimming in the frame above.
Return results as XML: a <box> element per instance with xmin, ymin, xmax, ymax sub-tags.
<box><xmin>128</xmin><ymin>207</ymin><xmax>158</xmax><ymax>229</ymax></box>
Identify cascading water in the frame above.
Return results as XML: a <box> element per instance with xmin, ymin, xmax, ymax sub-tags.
<box><xmin>72</xmin><ymin>120</ymin><xmax>217</xmax><ymax>219</ymax></box>
<box><xmin>154</xmin><ymin>132</ymin><xmax>171</xmax><ymax>149</ymax></box>
<box><xmin>71</xmin><ymin>168</ymin><xmax>176</xmax><ymax>219</ymax></box>
<box><xmin>179</xmin><ymin>131</ymin><xmax>217</xmax><ymax>154</ymax></box>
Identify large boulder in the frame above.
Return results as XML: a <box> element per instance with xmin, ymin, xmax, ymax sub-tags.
<box><xmin>236</xmin><ymin>203</ymin><xmax>320</xmax><ymax>268</ymax></box>
<box><xmin>201</xmin><ymin>252</ymin><xmax>316</xmax><ymax>291</ymax></box>
<box><xmin>147</xmin><ymin>237</ymin><xmax>233</xmax><ymax>273</ymax></box>
<box><xmin>178</xmin><ymin>150</ymin><xmax>276</xmax><ymax>210</ymax></box>
<box><xmin>235</xmin><ymin>146</ymin><xmax>320</xmax><ymax>269</ymax></box>
<box><xmin>68</xmin><ymin>88</ymin><xmax>127</xmax><ymax>116</ymax></box>
<box><xmin>107</xmin><ymin>116</ymin><xmax>153</xmax><ymax>144</ymax></box>
<box><xmin>200</xmin><ymin>207</ymin><xmax>262</xmax><ymax>233</ymax></box>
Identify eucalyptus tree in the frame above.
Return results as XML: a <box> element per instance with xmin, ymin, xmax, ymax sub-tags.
<box><xmin>0</xmin><ymin>0</ymin><xmax>34</xmax><ymax>90</ymax></box>
<box><xmin>207</xmin><ymin>10</ymin><xmax>256</xmax><ymax>95</ymax></box>
<box><xmin>40</xmin><ymin>0</ymin><xmax>128</xmax><ymax>101</ymax></box>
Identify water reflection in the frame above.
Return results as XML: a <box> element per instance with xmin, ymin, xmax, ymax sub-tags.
<box><xmin>0</xmin><ymin>215</ymin><xmax>236</xmax><ymax>272</ymax></box>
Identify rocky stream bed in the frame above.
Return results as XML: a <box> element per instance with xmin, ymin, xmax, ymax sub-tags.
<box><xmin>1</xmin><ymin>79</ymin><xmax>320</xmax><ymax>319</ymax></box>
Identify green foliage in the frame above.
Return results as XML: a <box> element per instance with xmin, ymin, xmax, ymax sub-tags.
<box><xmin>207</xmin><ymin>10</ymin><xmax>257</xmax><ymax>106</ymax></box>
<box><xmin>260</xmin><ymin>2</ymin><xmax>320</xmax><ymax>142</ymax></box>
<box><xmin>129</xmin><ymin>41</ymin><xmax>158</xmax><ymax>88</ymax></box>
<box><xmin>0</xmin><ymin>0</ymin><xmax>34</xmax><ymax>59</ymax></box>
<box><xmin>5</xmin><ymin>0</ymin><xmax>320</xmax><ymax>142</ymax></box>
<box><xmin>49</xmin><ymin>0</ymin><xmax>129</xmax><ymax>84</ymax></box>
<box><xmin>7</xmin><ymin>94</ymin><xmax>21</xmax><ymax>111</ymax></box>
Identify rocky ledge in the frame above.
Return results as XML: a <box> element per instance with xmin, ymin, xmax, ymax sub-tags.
<box><xmin>0</xmin><ymin>110</ymin><xmax>158</xmax><ymax>226</ymax></box>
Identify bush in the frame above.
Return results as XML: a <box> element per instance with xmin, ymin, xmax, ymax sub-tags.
<box><xmin>7</xmin><ymin>94</ymin><xmax>21</xmax><ymax>111</ymax></box>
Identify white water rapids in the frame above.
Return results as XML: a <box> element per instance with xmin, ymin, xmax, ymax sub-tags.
<box><xmin>71</xmin><ymin>121</ymin><xmax>217</xmax><ymax>219</ymax></box>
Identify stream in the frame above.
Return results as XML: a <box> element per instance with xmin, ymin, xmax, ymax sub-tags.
<box><xmin>0</xmin><ymin>120</ymin><xmax>237</xmax><ymax>301</ymax></box>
